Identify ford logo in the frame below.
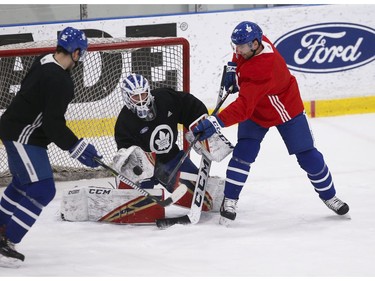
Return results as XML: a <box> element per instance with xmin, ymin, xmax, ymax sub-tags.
<box><xmin>274</xmin><ymin>23</ymin><xmax>375</xmax><ymax>73</ymax></box>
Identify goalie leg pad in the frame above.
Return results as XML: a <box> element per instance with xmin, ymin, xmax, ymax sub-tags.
<box><xmin>60</xmin><ymin>186</ymin><xmax>165</xmax><ymax>224</ymax></box>
<box><xmin>174</xmin><ymin>180</ymin><xmax>213</xmax><ymax>212</ymax></box>
<box><xmin>206</xmin><ymin>176</ymin><xmax>225</xmax><ymax>212</ymax></box>
<box><xmin>176</xmin><ymin>172</ymin><xmax>225</xmax><ymax>212</ymax></box>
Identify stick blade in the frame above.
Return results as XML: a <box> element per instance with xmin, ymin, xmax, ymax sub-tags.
<box><xmin>156</xmin><ymin>215</ymin><xmax>191</xmax><ymax>229</ymax></box>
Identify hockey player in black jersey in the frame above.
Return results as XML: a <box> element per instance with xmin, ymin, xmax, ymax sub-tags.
<box><xmin>112</xmin><ymin>73</ymin><xmax>230</xmax><ymax>211</ymax></box>
<box><xmin>0</xmin><ymin>27</ymin><xmax>102</xmax><ymax>267</ymax></box>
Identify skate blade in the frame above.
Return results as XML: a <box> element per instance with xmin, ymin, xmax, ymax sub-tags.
<box><xmin>0</xmin><ymin>255</ymin><xmax>23</xmax><ymax>268</ymax></box>
<box><xmin>219</xmin><ymin>216</ymin><xmax>233</xmax><ymax>227</ymax></box>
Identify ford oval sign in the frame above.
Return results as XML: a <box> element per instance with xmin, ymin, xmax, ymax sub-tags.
<box><xmin>274</xmin><ymin>23</ymin><xmax>375</xmax><ymax>73</ymax></box>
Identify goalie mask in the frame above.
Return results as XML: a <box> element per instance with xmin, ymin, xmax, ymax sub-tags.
<box><xmin>121</xmin><ymin>74</ymin><xmax>156</xmax><ymax>121</ymax></box>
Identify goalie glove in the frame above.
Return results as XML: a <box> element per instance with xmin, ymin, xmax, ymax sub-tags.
<box><xmin>187</xmin><ymin>115</ymin><xmax>234</xmax><ymax>162</ymax></box>
<box><xmin>112</xmin><ymin>146</ymin><xmax>154</xmax><ymax>183</ymax></box>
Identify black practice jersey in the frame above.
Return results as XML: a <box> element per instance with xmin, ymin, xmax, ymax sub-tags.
<box><xmin>115</xmin><ymin>88</ymin><xmax>208</xmax><ymax>164</ymax></box>
<box><xmin>0</xmin><ymin>54</ymin><xmax>78</xmax><ymax>150</ymax></box>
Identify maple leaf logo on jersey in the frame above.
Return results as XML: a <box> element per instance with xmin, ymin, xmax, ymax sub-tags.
<box><xmin>150</xmin><ymin>125</ymin><xmax>173</xmax><ymax>153</ymax></box>
<box><xmin>155</xmin><ymin>131</ymin><xmax>171</xmax><ymax>151</ymax></box>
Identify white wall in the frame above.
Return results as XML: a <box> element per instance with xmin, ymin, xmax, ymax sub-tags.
<box><xmin>0</xmin><ymin>4</ymin><xmax>271</xmax><ymax>26</ymax></box>
<box><xmin>0</xmin><ymin>4</ymin><xmax>374</xmax><ymax>109</ymax></box>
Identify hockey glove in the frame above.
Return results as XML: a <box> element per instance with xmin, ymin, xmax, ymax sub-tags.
<box><xmin>112</xmin><ymin>146</ymin><xmax>154</xmax><ymax>183</ymax></box>
<box><xmin>69</xmin><ymin>138</ymin><xmax>102</xmax><ymax>168</ymax></box>
<box><xmin>192</xmin><ymin>115</ymin><xmax>225</xmax><ymax>141</ymax></box>
<box><xmin>224</xmin><ymin>62</ymin><xmax>239</xmax><ymax>94</ymax></box>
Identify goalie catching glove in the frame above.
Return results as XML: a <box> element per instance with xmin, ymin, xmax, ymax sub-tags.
<box><xmin>187</xmin><ymin>114</ymin><xmax>234</xmax><ymax>162</ymax></box>
<box><xmin>112</xmin><ymin>146</ymin><xmax>154</xmax><ymax>183</ymax></box>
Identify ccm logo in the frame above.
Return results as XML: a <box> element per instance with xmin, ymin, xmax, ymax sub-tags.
<box><xmin>274</xmin><ymin>23</ymin><xmax>375</xmax><ymax>73</ymax></box>
<box><xmin>193</xmin><ymin>158</ymin><xmax>210</xmax><ymax>207</ymax></box>
<box><xmin>89</xmin><ymin>189</ymin><xmax>111</xmax><ymax>195</ymax></box>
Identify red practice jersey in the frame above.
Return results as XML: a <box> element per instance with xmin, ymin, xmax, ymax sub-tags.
<box><xmin>218</xmin><ymin>36</ymin><xmax>305</xmax><ymax>128</ymax></box>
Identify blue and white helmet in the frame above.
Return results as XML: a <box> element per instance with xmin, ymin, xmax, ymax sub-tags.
<box><xmin>121</xmin><ymin>73</ymin><xmax>156</xmax><ymax>120</ymax></box>
<box><xmin>57</xmin><ymin>27</ymin><xmax>88</xmax><ymax>61</ymax></box>
<box><xmin>231</xmin><ymin>21</ymin><xmax>263</xmax><ymax>46</ymax></box>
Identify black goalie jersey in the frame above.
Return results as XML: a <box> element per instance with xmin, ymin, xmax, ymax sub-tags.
<box><xmin>115</xmin><ymin>88</ymin><xmax>208</xmax><ymax>164</ymax></box>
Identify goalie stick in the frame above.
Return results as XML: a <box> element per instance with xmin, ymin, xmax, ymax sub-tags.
<box><xmin>156</xmin><ymin>65</ymin><xmax>230</xmax><ymax>229</ymax></box>
<box><xmin>94</xmin><ymin>157</ymin><xmax>187</xmax><ymax>207</ymax></box>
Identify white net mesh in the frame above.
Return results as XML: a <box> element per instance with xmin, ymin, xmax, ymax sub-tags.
<box><xmin>0</xmin><ymin>37</ymin><xmax>189</xmax><ymax>185</ymax></box>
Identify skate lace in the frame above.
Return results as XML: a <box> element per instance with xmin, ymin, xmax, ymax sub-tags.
<box><xmin>223</xmin><ymin>198</ymin><xmax>238</xmax><ymax>213</ymax></box>
<box><xmin>324</xmin><ymin>196</ymin><xmax>344</xmax><ymax>211</ymax></box>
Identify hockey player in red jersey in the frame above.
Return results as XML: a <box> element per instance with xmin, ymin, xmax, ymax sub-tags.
<box><xmin>193</xmin><ymin>21</ymin><xmax>349</xmax><ymax>225</ymax></box>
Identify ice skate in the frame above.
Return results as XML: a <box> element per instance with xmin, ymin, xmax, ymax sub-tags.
<box><xmin>219</xmin><ymin>197</ymin><xmax>238</xmax><ymax>226</ymax></box>
<box><xmin>0</xmin><ymin>232</ymin><xmax>25</xmax><ymax>268</ymax></box>
<box><xmin>322</xmin><ymin>196</ymin><xmax>349</xmax><ymax>215</ymax></box>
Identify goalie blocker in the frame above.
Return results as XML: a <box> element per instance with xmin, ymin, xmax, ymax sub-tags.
<box><xmin>186</xmin><ymin>114</ymin><xmax>234</xmax><ymax>162</ymax></box>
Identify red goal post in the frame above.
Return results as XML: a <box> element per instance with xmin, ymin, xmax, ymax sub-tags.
<box><xmin>0</xmin><ymin>37</ymin><xmax>190</xmax><ymax>184</ymax></box>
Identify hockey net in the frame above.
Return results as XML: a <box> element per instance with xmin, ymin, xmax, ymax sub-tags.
<box><xmin>0</xmin><ymin>37</ymin><xmax>190</xmax><ymax>185</ymax></box>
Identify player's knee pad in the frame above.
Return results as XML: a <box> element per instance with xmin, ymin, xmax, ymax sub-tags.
<box><xmin>26</xmin><ymin>178</ymin><xmax>56</xmax><ymax>207</ymax></box>
<box><xmin>296</xmin><ymin>148</ymin><xmax>325</xmax><ymax>174</ymax></box>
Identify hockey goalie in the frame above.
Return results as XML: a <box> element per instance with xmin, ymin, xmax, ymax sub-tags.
<box><xmin>111</xmin><ymin>74</ymin><xmax>233</xmax><ymax>214</ymax></box>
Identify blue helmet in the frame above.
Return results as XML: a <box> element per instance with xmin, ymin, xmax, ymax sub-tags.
<box><xmin>231</xmin><ymin>21</ymin><xmax>263</xmax><ymax>45</ymax></box>
<box><xmin>121</xmin><ymin>73</ymin><xmax>156</xmax><ymax>120</ymax></box>
<box><xmin>57</xmin><ymin>27</ymin><xmax>88</xmax><ymax>59</ymax></box>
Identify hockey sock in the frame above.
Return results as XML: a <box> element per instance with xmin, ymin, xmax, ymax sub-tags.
<box><xmin>0</xmin><ymin>178</ymin><xmax>24</xmax><ymax>226</ymax></box>
<box><xmin>224</xmin><ymin>138</ymin><xmax>260</xmax><ymax>199</ymax></box>
<box><xmin>5</xmin><ymin>178</ymin><xmax>55</xmax><ymax>243</ymax></box>
<box><xmin>224</xmin><ymin>156</ymin><xmax>251</xmax><ymax>199</ymax></box>
<box><xmin>296</xmin><ymin>148</ymin><xmax>336</xmax><ymax>200</ymax></box>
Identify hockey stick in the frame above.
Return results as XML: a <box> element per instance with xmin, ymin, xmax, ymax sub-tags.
<box><xmin>156</xmin><ymin>66</ymin><xmax>229</xmax><ymax>229</ymax></box>
<box><xmin>156</xmin><ymin>152</ymin><xmax>211</xmax><ymax>228</ymax></box>
<box><xmin>94</xmin><ymin>157</ymin><xmax>187</xmax><ymax>207</ymax></box>
<box><xmin>162</xmin><ymin>65</ymin><xmax>230</xmax><ymax>187</ymax></box>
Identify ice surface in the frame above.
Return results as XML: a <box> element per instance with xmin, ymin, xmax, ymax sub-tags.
<box><xmin>1</xmin><ymin>113</ymin><xmax>375</xmax><ymax>277</ymax></box>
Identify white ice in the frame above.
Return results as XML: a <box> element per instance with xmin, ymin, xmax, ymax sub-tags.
<box><xmin>1</xmin><ymin>113</ymin><xmax>375</xmax><ymax>277</ymax></box>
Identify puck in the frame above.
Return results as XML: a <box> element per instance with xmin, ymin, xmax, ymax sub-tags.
<box><xmin>133</xmin><ymin>165</ymin><xmax>143</xmax><ymax>176</ymax></box>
